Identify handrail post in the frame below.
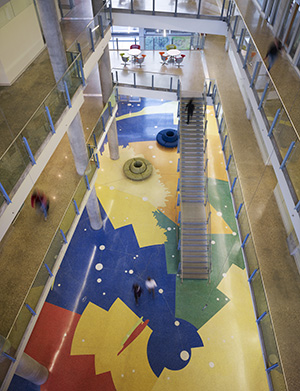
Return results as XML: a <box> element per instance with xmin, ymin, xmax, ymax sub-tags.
<box><xmin>258</xmin><ymin>82</ymin><xmax>269</xmax><ymax>110</ymax></box>
<box><xmin>45</xmin><ymin>106</ymin><xmax>56</xmax><ymax>134</ymax></box>
<box><xmin>0</xmin><ymin>183</ymin><xmax>12</xmax><ymax>204</ymax></box>
<box><xmin>22</xmin><ymin>137</ymin><xmax>36</xmax><ymax>165</ymax></box>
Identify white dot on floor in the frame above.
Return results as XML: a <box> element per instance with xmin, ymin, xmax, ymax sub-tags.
<box><xmin>159</xmin><ymin>289</ymin><xmax>163</xmax><ymax>294</ymax></box>
<box><xmin>225</xmin><ymin>205</ymin><xmax>228</xmax><ymax>208</ymax></box>
<box><xmin>125</xmin><ymin>270</ymin><xmax>128</xmax><ymax>273</ymax></box>
<box><xmin>99</xmin><ymin>245</ymin><xmax>105</xmax><ymax>250</ymax></box>
<box><xmin>143</xmin><ymin>197</ymin><xmax>148</xmax><ymax>201</ymax></box>
<box><xmin>174</xmin><ymin>321</ymin><xmax>180</xmax><ymax>326</ymax></box>
<box><xmin>180</xmin><ymin>351</ymin><xmax>189</xmax><ymax>361</ymax></box>
<box><xmin>121</xmin><ymin>374</ymin><xmax>124</xmax><ymax>378</ymax></box>
<box><xmin>148</xmin><ymin>145</ymin><xmax>153</xmax><ymax>149</ymax></box>
<box><xmin>167</xmin><ymin>377</ymin><xmax>170</xmax><ymax>380</ymax></box>
<box><xmin>222</xmin><ymin>273</ymin><xmax>227</xmax><ymax>277</ymax></box>
<box><xmin>225</xmin><ymin>297</ymin><xmax>228</xmax><ymax>301</ymax></box>
<box><xmin>129</xmin><ymin>269</ymin><xmax>134</xmax><ymax>274</ymax></box>
<box><xmin>216</xmin><ymin>297</ymin><xmax>219</xmax><ymax>301</ymax></box>
<box><xmin>82</xmin><ymin>339</ymin><xmax>85</xmax><ymax>342</ymax></box>
<box><xmin>110</xmin><ymin>186</ymin><xmax>115</xmax><ymax>190</ymax></box>
<box><xmin>103</xmin><ymin>292</ymin><xmax>106</xmax><ymax>295</ymax></box>
<box><xmin>211</xmin><ymin>240</ymin><xmax>215</xmax><ymax>244</ymax></box>
<box><xmin>169</xmin><ymin>161</ymin><xmax>173</xmax><ymax>163</ymax></box>
<box><xmin>173</xmin><ymin>227</ymin><xmax>176</xmax><ymax>230</ymax></box>
<box><xmin>223</xmin><ymin>340</ymin><xmax>226</xmax><ymax>343</ymax></box>
<box><xmin>84</xmin><ymin>228</ymin><xmax>87</xmax><ymax>231</ymax></box>
<box><xmin>136</xmin><ymin>255</ymin><xmax>139</xmax><ymax>257</ymax></box>
<box><xmin>132</xmin><ymin>369</ymin><xmax>135</xmax><ymax>373</ymax></box>
<box><xmin>95</xmin><ymin>263</ymin><xmax>103</xmax><ymax>271</ymax></box>
<box><xmin>152</xmin><ymin>155</ymin><xmax>156</xmax><ymax>158</ymax></box>
<box><xmin>231</xmin><ymin>336</ymin><xmax>234</xmax><ymax>339</ymax></box>
<box><xmin>217</xmin><ymin>211</ymin><xmax>222</xmax><ymax>216</ymax></box>
<box><xmin>133</xmin><ymin>257</ymin><xmax>136</xmax><ymax>260</ymax></box>
<box><xmin>209</xmin><ymin>362</ymin><xmax>215</xmax><ymax>368</ymax></box>
<box><xmin>58</xmin><ymin>284</ymin><xmax>61</xmax><ymax>287</ymax></box>
<box><xmin>154</xmin><ymin>126</ymin><xmax>158</xmax><ymax>128</ymax></box>
<box><xmin>167</xmin><ymin>227</ymin><xmax>172</xmax><ymax>231</ymax></box>
<box><xmin>232</xmin><ymin>232</ymin><xmax>237</xmax><ymax>236</ymax></box>
<box><xmin>97</xmin><ymin>278</ymin><xmax>102</xmax><ymax>283</ymax></box>
<box><xmin>172</xmin><ymin>255</ymin><xmax>175</xmax><ymax>258</ymax></box>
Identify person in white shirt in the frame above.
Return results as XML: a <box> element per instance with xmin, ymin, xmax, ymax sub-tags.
<box><xmin>145</xmin><ymin>277</ymin><xmax>157</xmax><ymax>298</ymax></box>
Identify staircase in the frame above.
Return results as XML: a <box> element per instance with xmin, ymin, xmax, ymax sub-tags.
<box><xmin>178</xmin><ymin>96</ymin><xmax>211</xmax><ymax>280</ymax></box>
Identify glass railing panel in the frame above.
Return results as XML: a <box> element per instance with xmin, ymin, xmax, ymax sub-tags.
<box><xmin>272</xmin><ymin>110</ymin><xmax>298</xmax><ymax>160</ymax></box>
<box><xmin>155</xmin><ymin>1</ymin><xmax>175</xmax><ymax>13</ymax></box>
<box><xmin>251</xmin><ymin>273</ymin><xmax>268</xmax><ymax>321</ymax></box>
<box><xmin>245</xmin><ymin>42</ymin><xmax>259</xmax><ymax>78</ymax></box>
<box><xmin>0</xmin><ymin>138</ymin><xmax>30</xmax><ymax>198</ymax></box>
<box><xmin>11</xmin><ymin>0</ymin><xmax>32</xmax><ymax>15</ymax></box>
<box><xmin>0</xmin><ymin>193</ymin><xmax>5</xmax><ymax>209</ymax></box>
<box><xmin>240</xmin><ymin>30</ymin><xmax>250</xmax><ymax>60</ymax></box>
<box><xmin>44</xmin><ymin>89</ymin><xmax>67</xmax><ymax>126</ymax></box>
<box><xmin>6</xmin><ymin>305</ymin><xmax>32</xmax><ymax>348</ymax></box>
<box><xmin>93</xmin><ymin>119</ymin><xmax>105</xmax><ymax>145</ymax></box>
<box><xmin>285</xmin><ymin>139</ymin><xmax>300</xmax><ymax>202</ymax></box>
<box><xmin>43</xmin><ymin>231</ymin><xmax>65</xmax><ymax>272</ymax></box>
<box><xmin>101</xmin><ymin>106</ymin><xmax>110</xmax><ymax>128</ymax></box>
<box><xmin>86</xmin><ymin>160</ymin><xmax>97</xmax><ymax>184</ymax></box>
<box><xmin>73</xmin><ymin>177</ymin><xmax>88</xmax><ymax>210</ymax></box>
<box><xmin>63</xmin><ymin>60</ymin><xmax>83</xmax><ymax>99</ymax></box>
<box><xmin>237</xmin><ymin>207</ymin><xmax>250</xmax><ymax>247</ymax></box>
<box><xmin>60</xmin><ymin>201</ymin><xmax>76</xmax><ymax>238</ymax></box>
<box><xmin>21</xmin><ymin>106</ymin><xmax>51</xmax><ymax>158</ymax></box>
<box><xmin>254</xmin><ymin>63</ymin><xmax>270</xmax><ymax>102</ymax></box>
<box><xmin>262</xmin><ymin>85</ymin><xmax>283</xmax><ymax>129</ymax></box>
<box><xmin>260</xmin><ymin>315</ymin><xmax>286</xmax><ymax>390</ymax></box>
<box><xmin>227</xmin><ymin>153</ymin><xmax>238</xmax><ymax>189</ymax></box>
<box><xmin>73</xmin><ymin>29</ymin><xmax>92</xmax><ymax>64</ymax></box>
<box><xmin>232</xmin><ymin>180</ymin><xmax>244</xmax><ymax>217</ymax></box>
<box><xmin>243</xmin><ymin>236</ymin><xmax>259</xmax><ymax>276</ymax></box>
<box><xmin>234</xmin><ymin>16</ymin><xmax>244</xmax><ymax>46</ymax></box>
<box><xmin>133</xmin><ymin>0</ymin><xmax>152</xmax><ymax>12</ymax></box>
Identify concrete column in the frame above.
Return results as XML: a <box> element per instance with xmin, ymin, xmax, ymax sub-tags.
<box><xmin>98</xmin><ymin>45</ymin><xmax>119</xmax><ymax>160</ymax></box>
<box><xmin>86</xmin><ymin>187</ymin><xmax>102</xmax><ymax>230</ymax></box>
<box><xmin>98</xmin><ymin>45</ymin><xmax>113</xmax><ymax>104</ymax></box>
<box><xmin>67</xmin><ymin>114</ymin><xmax>89</xmax><ymax>176</ymax></box>
<box><xmin>36</xmin><ymin>0</ymin><xmax>68</xmax><ymax>82</ymax></box>
<box><xmin>107</xmin><ymin>119</ymin><xmax>119</xmax><ymax>160</ymax></box>
<box><xmin>0</xmin><ymin>336</ymin><xmax>48</xmax><ymax>386</ymax></box>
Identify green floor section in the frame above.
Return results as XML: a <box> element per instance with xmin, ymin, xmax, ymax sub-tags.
<box><xmin>175</xmin><ymin>176</ymin><xmax>244</xmax><ymax>329</ymax></box>
<box><xmin>153</xmin><ymin>210</ymin><xmax>180</xmax><ymax>274</ymax></box>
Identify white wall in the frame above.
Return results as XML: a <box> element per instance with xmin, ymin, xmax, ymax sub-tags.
<box><xmin>0</xmin><ymin>3</ymin><xmax>44</xmax><ymax>85</ymax></box>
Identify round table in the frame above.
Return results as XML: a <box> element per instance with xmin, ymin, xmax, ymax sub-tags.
<box><xmin>127</xmin><ymin>48</ymin><xmax>141</xmax><ymax>62</ymax></box>
<box><xmin>167</xmin><ymin>49</ymin><xmax>181</xmax><ymax>63</ymax></box>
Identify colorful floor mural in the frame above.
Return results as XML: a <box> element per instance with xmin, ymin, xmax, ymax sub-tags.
<box><xmin>10</xmin><ymin>98</ymin><xmax>268</xmax><ymax>391</ymax></box>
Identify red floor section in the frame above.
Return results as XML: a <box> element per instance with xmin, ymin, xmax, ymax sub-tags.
<box><xmin>25</xmin><ymin>302</ymin><xmax>116</xmax><ymax>391</ymax></box>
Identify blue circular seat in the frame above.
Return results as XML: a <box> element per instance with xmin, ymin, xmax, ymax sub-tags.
<box><xmin>156</xmin><ymin>128</ymin><xmax>178</xmax><ymax>148</ymax></box>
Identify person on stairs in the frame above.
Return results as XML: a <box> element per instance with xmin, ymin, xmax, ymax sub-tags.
<box><xmin>186</xmin><ymin>99</ymin><xmax>195</xmax><ymax>124</ymax></box>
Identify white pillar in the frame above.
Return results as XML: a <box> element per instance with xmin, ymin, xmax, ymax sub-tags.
<box><xmin>67</xmin><ymin>113</ymin><xmax>89</xmax><ymax>176</ymax></box>
<box><xmin>107</xmin><ymin>119</ymin><xmax>119</xmax><ymax>160</ymax></box>
<box><xmin>86</xmin><ymin>187</ymin><xmax>103</xmax><ymax>230</ymax></box>
<box><xmin>36</xmin><ymin>0</ymin><xmax>68</xmax><ymax>82</ymax></box>
<box><xmin>98</xmin><ymin>46</ymin><xmax>120</xmax><ymax>160</ymax></box>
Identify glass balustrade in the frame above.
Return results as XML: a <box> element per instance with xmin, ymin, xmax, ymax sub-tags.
<box><xmin>205</xmin><ymin>79</ymin><xmax>287</xmax><ymax>390</ymax></box>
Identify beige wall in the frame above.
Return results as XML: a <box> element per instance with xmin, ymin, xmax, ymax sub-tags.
<box><xmin>0</xmin><ymin>3</ymin><xmax>44</xmax><ymax>85</ymax></box>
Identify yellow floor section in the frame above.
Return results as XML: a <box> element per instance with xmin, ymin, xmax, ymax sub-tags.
<box><xmin>71</xmin><ymin>299</ymin><xmax>157</xmax><ymax>390</ymax></box>
<box><xmin>96</xmin><ymin>141</ymin><xmax>179</xmax><ymax>247</ymax></box>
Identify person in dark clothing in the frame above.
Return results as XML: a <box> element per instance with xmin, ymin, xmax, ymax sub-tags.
<box><xmin>132</xmin><ymin>283</ymin><xmax>142</xmax><ymax>305</ymax></box>
<box><xmin>186</xmin><ymin>99</ymin><xmax>195</xmax><ymax>124</ymax></box>
<box><xmin>264</xmin><ymin>38</ymin><xmax>282</xmax><ymax>70</ymax></box>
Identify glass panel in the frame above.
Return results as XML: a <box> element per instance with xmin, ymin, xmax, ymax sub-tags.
<box><xmin>44</xmin><ymin>88</ymin><xmax>67</xmax><ymax>126</ymax></box>
<box><xmin>251</xmin><ymin>273</ymin><xmax>268</xmax><ymax>318</ymax></box>
<box><xmin>240</xmin><ymin>30</ymin><xmax>251</xmax><ymax>60</ymax></box>
<box><xmin>63</xmin><ymin>60</ymin><xmax>82</xmax><ymax>99</ymax></box>
<box><xmin>243</xmin><ymin>237</ymin><xmax>259</xmax><ymax>276</ymax></box>
<box><xmin>279</xmin><ymin>0</ymin><xmax>294</xmax><ymax>41</ymax></box>
<box><xmin>134</xmin><ymin>0</ymin><xmax>152</xmax><ymax>12</ymax></box>
<box><xmin>245</xmin><ymin>42</ymin><xmax>259</xmax><ymax>78</ymax></box>
<box><xmin>262</xmin><ymin>84</ymin><xmax>283</xmax><ymax>129</ymax></box>
<box><xmin>237</xmin><ymin>207</ymin><xmax>250</xmax><ymax>246</ymax></box>
<box><xmin>234</xmin><ymin>16</ymin><xmax>244</xmax><ymax>46</ymax></box>
<box><xmin>73</xmin><ymin>177</ymin><xmax>88</xmax><ymax>210</ymax></box>
<box><xmin>43</xmin><ymin>230</ymin><xmax>65</xmax><ymax>272</ymax></box>
<box><xmin>21</xmin><ymin>106</ymin><xmax>51</xmax><ymax>157</ymax></box>
<box><xmin>232</xmin><ymin>180</ymin><xmax>244</xmax><ymax>217</ymax></box>
<box><xmin>86</xmin><ymin>160</ymin><xmax>97</xmax><ymax>184</ymax></box>
<box><xmin>0</xmin><ymin>2</ymin><xmax>14</xmax><ymax>29</ymax></box>
<box><xmin>290</xmin><ymin>24</ymin><xmax>300</xmax><ymax>58</ymax></box>
<box><xmin>60</xmin><ymin>201</ymin><xmax>76</xmax><ymax>238</ymax></box>
<box><xmin>0</xmin><ymin>192</ymin><xmax>5</xmax><ymax>208</ymax></box>
<box><xmin>111</xmin><ymin>0</ymin><xmax>130</xmax><ymax>11</ymax></box>
<box><xmin>11</xmin><ymin>0</ymin><xmax>32</xmax><ymax>15</ymax></box>
<box><xmin>254</xmin><ymin>63</ymin><xmax>270</xmax><ymax>102</ymax></box>
<box><xmin>0</xmin><ymin>137</ymin><xmax>31</xmax><ymax>197</ymax></box>
<box><xmin>285</xmin><ymin>140</ymin><xmax>300</xmax><ymax>201</ymax></box>
<box><xmin>272</xmin><ymin>110</ymin><xmax>297</xmax><ymax>160</ymax></box>
<box><xmin>156</xmin><ymin>1</ymin><xmax>175</xmax><ymax>13</ymax></box>
<box><xmin>93</xmin><ymin>120</ymin><xmax>105</xmax><ymax>145</ymax></box>
<box><xmin>74</xmin><ymin>29</ymin><xmax>92</xmax><ymax>64</ymax></box>
<box><xmin>286</xmin><ymin>6</ymin><xmax>300</xmax><ymax>47</ymax></box>
<box><xmin>6</xmin><ymin>305</ymin><xmax>32</xmax><ymax>348</ymax></box>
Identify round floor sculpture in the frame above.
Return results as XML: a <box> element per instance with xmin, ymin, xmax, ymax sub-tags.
<box><xmin>123</xmin><ymin>157</ymin><xmax>153</xmax><ymax>181</ymax></box>
<box><xmin>156</xmin><ymin>128</ymin><xmax>178</xmax><ymax>148</ymax></box>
